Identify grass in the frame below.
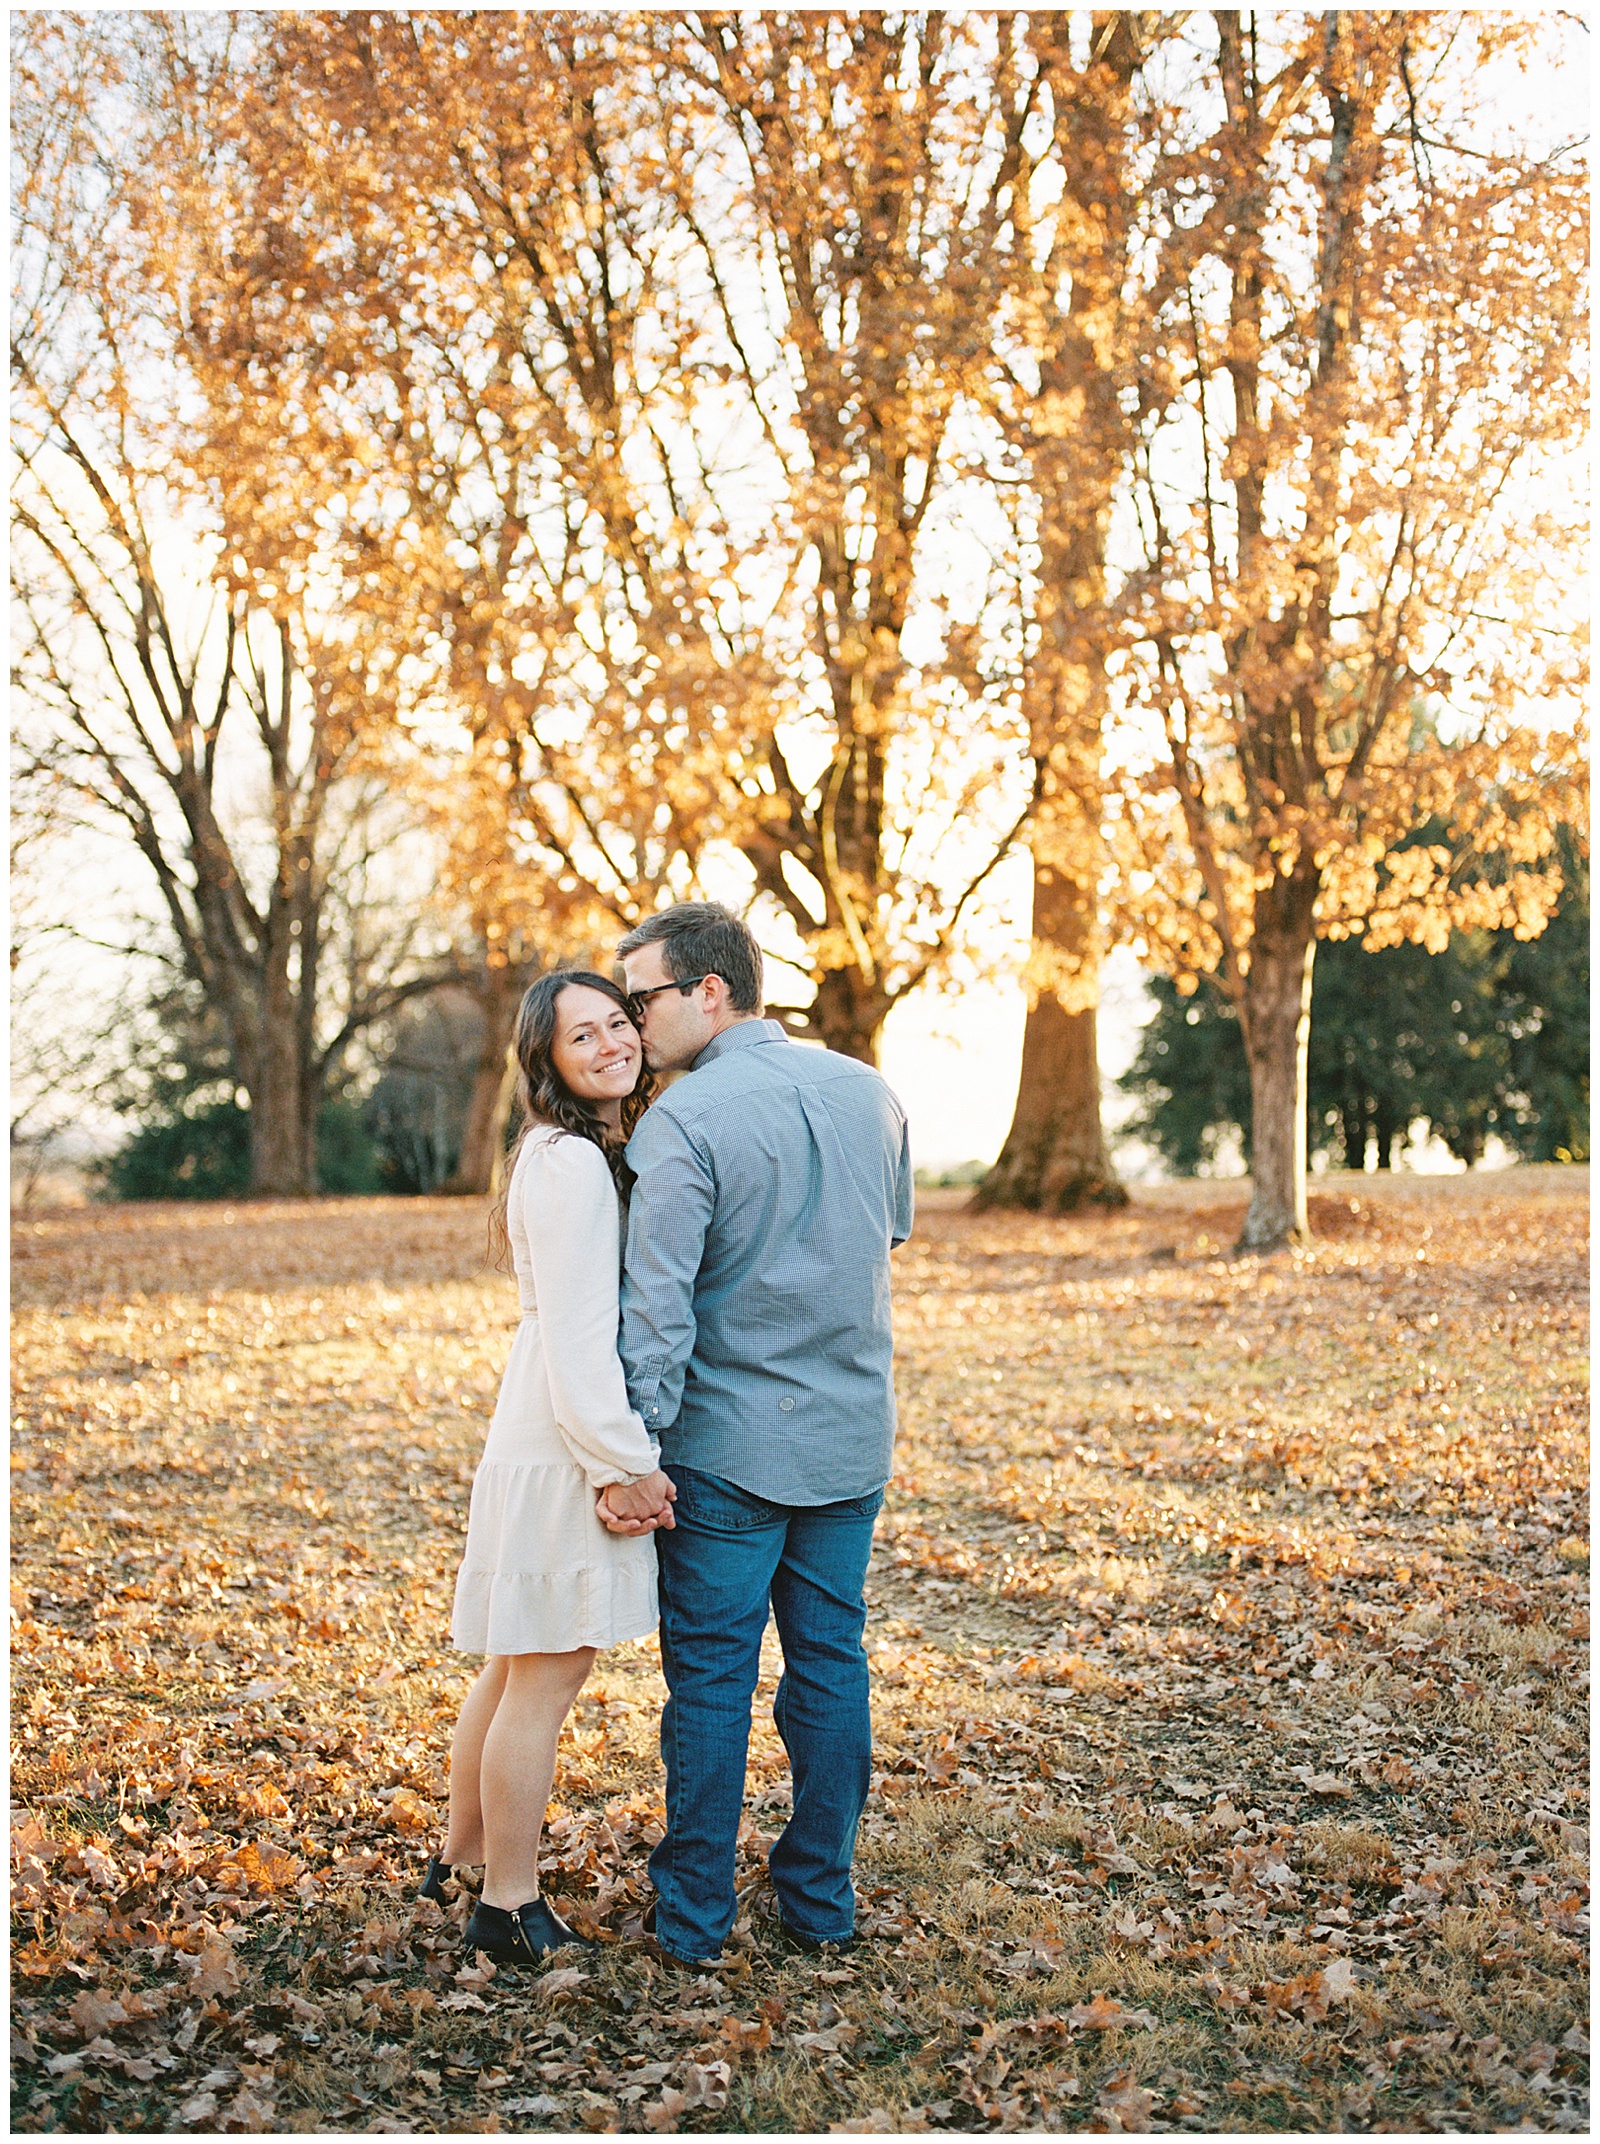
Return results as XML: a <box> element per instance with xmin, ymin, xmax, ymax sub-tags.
<box><xmin>9</xmin><ymin>1169</ymin><xmax>1589</xmax><ymax>2132</ymax></box>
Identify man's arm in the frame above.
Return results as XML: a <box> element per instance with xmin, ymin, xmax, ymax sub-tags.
<box><xmin>891</xmin><ymin>1113</ymin><xmax>914</xmax><ymax>1248</ymax></box>
<box><xmin>620</xmin><ymin>1104</ymin><xmax>715</xmax><ymax>1439</ymax></box>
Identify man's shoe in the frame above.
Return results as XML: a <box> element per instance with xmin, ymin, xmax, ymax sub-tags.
<box><xmin>462</xmin><ymin>1896</ymin><xmax>596</xmax><ymax>1964</ymax></box>
<box><xmin>639</xmin><ymin>1900</ymin><xmax>725</xmax><ymax>1972</ymax></box>
<box><xmin>777</xmin><ymin>1918</ymin><xmax>860</xmax><ymax>1954</ymax></box>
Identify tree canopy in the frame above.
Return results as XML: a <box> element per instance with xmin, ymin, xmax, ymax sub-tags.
<box><xmin>11</xmin><ymin>11</ymin><xmax>1587</xmax><ymax>1214</ymax></box>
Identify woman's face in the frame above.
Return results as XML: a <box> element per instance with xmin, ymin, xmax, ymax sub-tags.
<box><xmin>548</xmin><ymin>985</ymin><xmax>643</xmax><ymax>1115</ymax></box>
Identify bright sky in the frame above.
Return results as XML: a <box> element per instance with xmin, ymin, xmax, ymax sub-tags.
<box><xmin>878</xmin><ymin>943</ymin><xmax>1158</xmax><ymax>1176</ymax></box>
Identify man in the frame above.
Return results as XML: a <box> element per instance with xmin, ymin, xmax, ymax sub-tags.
<box><xmin>597</xmin><ymin>901</ymin><xmax>912</xmax><ymax>1969</ymax></box>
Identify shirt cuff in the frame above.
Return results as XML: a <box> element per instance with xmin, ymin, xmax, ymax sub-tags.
<box><xmin>632</xmin><ymin>1356</ymin><xmax>666</xmax><ymax>1430</ymax></box>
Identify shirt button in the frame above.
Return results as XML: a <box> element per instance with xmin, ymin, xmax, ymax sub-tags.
<box><xmin>778</xmin><ymin>1397</ymin><xmax>796</xmax><ymax>1413</ymax></box>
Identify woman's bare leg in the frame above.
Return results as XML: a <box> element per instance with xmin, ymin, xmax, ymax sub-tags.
<box><xmin>478</xmin><ymin>1648</ymin><xmax>597</xmax><ymax>1908</ymax></box>
<box><xmin>440</xmin><ymin>1656</ymin><xmax>509</xmax><ymax>1866</ymax></box>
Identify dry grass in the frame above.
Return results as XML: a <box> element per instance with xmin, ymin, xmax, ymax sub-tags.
<box><xmin>10</xmin><ymin>1170</ymin><xmax>1589</xmax><ymax>2133</ymax></box>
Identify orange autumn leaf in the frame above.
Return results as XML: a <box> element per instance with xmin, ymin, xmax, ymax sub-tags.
<box><xmin>1068</xmin><ymin>1994</ymin><xmax>1158</xmax><ymax>2032</ymax></box>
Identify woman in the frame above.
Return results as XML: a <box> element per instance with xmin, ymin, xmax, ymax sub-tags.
<box><xmin>422</xmin><ymin>970</ymin><xmax>677</xmax><ymax>1963</ymax></box>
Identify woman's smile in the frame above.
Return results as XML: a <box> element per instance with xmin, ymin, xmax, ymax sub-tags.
<box><xmin>548</xmin><ymin>986</ymin><xmax>645</xmax><ymax>1118</ymax></box>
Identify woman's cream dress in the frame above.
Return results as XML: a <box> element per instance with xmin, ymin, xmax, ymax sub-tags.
<box><xmin>451</xmin><ymin>1126</ymin><xmax>658</xmax><ymax>1655</ymax></box>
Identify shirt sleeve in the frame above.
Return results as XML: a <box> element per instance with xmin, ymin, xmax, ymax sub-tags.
<box><xmin>891</xmin><ymin>1113</ymin><xmax>914</xmax><ymax>1247</ymax></box>
<box><xmin>519</xmin><ymin>1135</ymin><xmax>660</xmax><ymax>1489</ymax></box>
<box><xmin>620</xmin><ymin>1104</ymin><xmax>715</xmax><ymax>1436</ymax></box>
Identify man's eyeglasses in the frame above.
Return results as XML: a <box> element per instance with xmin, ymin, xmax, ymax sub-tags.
<box><xmin>625</xmin><ymin>974</ymin><xmax>712</xmax><ymax>1021</ymax></box>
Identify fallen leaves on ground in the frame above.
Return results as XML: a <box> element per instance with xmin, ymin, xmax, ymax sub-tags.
<box><xmin>10</xmin><ymin>1173</ymin><xmax>1589</xmax><ymax>2132</ymax></box>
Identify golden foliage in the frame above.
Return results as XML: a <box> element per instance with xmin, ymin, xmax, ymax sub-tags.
<box><xmin>1108</xmin><ymin>14</ymin><xmax>1586</xmax><ymax>993</ymax></box>
<box><xmin>12</xmin><ymin>13</ymin><xmax>1586</xmax><ymax>1135</ymax></box>
<box><xmin>1092</xmin><ymin>14</ymin><xmax>1588</xmax><ymax>1240</ymax></box>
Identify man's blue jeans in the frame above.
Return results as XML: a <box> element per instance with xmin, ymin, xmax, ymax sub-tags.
<box><xmin>648</xmin><ymin>1465</ymin><xmax>883</xmax><ymax>1964</ymax></box>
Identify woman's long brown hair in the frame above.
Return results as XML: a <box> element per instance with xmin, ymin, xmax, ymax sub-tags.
<box><xmin>487</xmin><ymin>970</ymin><xmax>655</xmax><ymax>1271</ymax></box>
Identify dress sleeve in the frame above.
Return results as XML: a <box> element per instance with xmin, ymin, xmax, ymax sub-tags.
<box><xmin>519</xmin><ymin>1134</ymin><xmax>660</xmax><ymax>1489</ymax></box>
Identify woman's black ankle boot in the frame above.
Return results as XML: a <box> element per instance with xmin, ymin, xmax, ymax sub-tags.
<box><xmin>462</xmin><ymin>1895</ymin><xmax>596</xmax><ymax>1963</ymax></box>
<box><xmin>420</xmin><ymin>1854</ymin><xmax>482</xmax><ymax>1904</ymax></box>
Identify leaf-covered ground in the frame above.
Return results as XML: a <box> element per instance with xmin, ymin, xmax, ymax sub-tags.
<box><xmin>10</xmin><ymin>1171</ymin><xmax>1589</xmax><ymax>2134</ymax></box>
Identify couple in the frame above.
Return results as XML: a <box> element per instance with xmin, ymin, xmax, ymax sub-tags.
<box><xmin>424</xmin><ymin>902</ymin><xmax>913</xmax><ymax>1969</ymax></box>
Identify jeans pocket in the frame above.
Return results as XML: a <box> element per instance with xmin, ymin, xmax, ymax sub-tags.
<box><xmin>834</xmin><ymin>1488</ymin><xmax>885</xmax><ymax>1522</ymax></box>
<box><xmin>667</xmin><ymin>1466</ymin><xmax>781</xmax><ymax>1532</ymax></box>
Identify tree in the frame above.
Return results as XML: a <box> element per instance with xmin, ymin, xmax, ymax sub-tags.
<box><xmin>1308</xmin><ymin>937</ymin><xmax>1502</xmax><ymax>1169</ymax></box>
<box><xmin>1120</xmin><ymin>976</ymin><xmax>1254</xmax><ymax>1178</ymax></box>
<box><xmin>661</xmin><ymin>12</ymin><xmax>1039</xmax><ymax>1061</ymax></box>
<box><xmin>365</xmin><ymin>990</ymin><xmax>487</xmax><ymax>1196</ymax></box>
<box><xmin>1111</xmin><ymin>11</ymin><xmax>1587</xmax><ymax>1246</ymax></box>
<box><xmin>974</xmin><ymin>11</ymin><xmax>1154</xmax><ymax>1211</ymax></box>
<box><xmin>256</xmin><ymin>11</ymin><xmax>1050</xmax><ymax>1073</ymax></box>
<box><xmin>10</xmin><ymin>16</ymin><xmax>453</xmax><ymax>1195</ymax></box>
<box><xmin>208</xmin><ymin>11</ymin><xmax>779</xmax><ymax>1186</ymax></box>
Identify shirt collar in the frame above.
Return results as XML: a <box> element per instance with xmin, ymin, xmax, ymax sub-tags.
<box><xmin>691</xmin><ymin>1018</ymin><xmax>788</xmax><ymax>1071</ymax></box>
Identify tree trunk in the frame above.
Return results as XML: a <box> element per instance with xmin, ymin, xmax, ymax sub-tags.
<box><xmin>295</xmin><ymin>975</ymin><xmax>320</xmax><ymax>1190</ymax></box>
<box><xmin>1238</xmin><ymin>883</ymin><xmax>1317</xmax><ymax>1250</ymax></box>
<box><xmin>972</xmin><ymin>21</ymin><xmax>1140</xmax><ymax>1218</ymax></box>
<box><xmin>975</xmin><ymin>865</ymin><xmax>1127</xmax><ymax>1212</ymax></box>
<box><xmin>806</xmin><ymin>967</ymin><xmax>892</xmax><ymax>1066</ymax></box>
<box><xmin>295</xmin><ymin>857</ymin><xmax>323</xmax><ymax>1189</ymax></box>
<box><xmin>438</xmin><ymin>965</ymin><xmax>529</xmax><ymax>1196</ymax></box>
<box><xmin>248</xmin><ymin>993</ymin><xmax>311</xmax><ymax>1194</ymax></box>
<box><xmin>246</xmin><ymin>873</ymin><xmax>315</xmax><ymax>1194</ymax></box>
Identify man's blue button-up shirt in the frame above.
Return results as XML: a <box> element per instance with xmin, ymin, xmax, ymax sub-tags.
<box><xmin>620</xmin><ymin>1019</ymin><xmax>913</xmax><ymax>1506</ymax></box>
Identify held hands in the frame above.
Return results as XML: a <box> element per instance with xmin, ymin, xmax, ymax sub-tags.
<box><xmin>596</xmin><ymin>1468</ymin><xmax>677</xmax><ymax>1535</ymax></box>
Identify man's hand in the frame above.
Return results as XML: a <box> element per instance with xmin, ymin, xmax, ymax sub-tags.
<box><xmin>597</xmin><ymin>1469</ymin><xmax>677</xmax><ymax>1535</ymax></box>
